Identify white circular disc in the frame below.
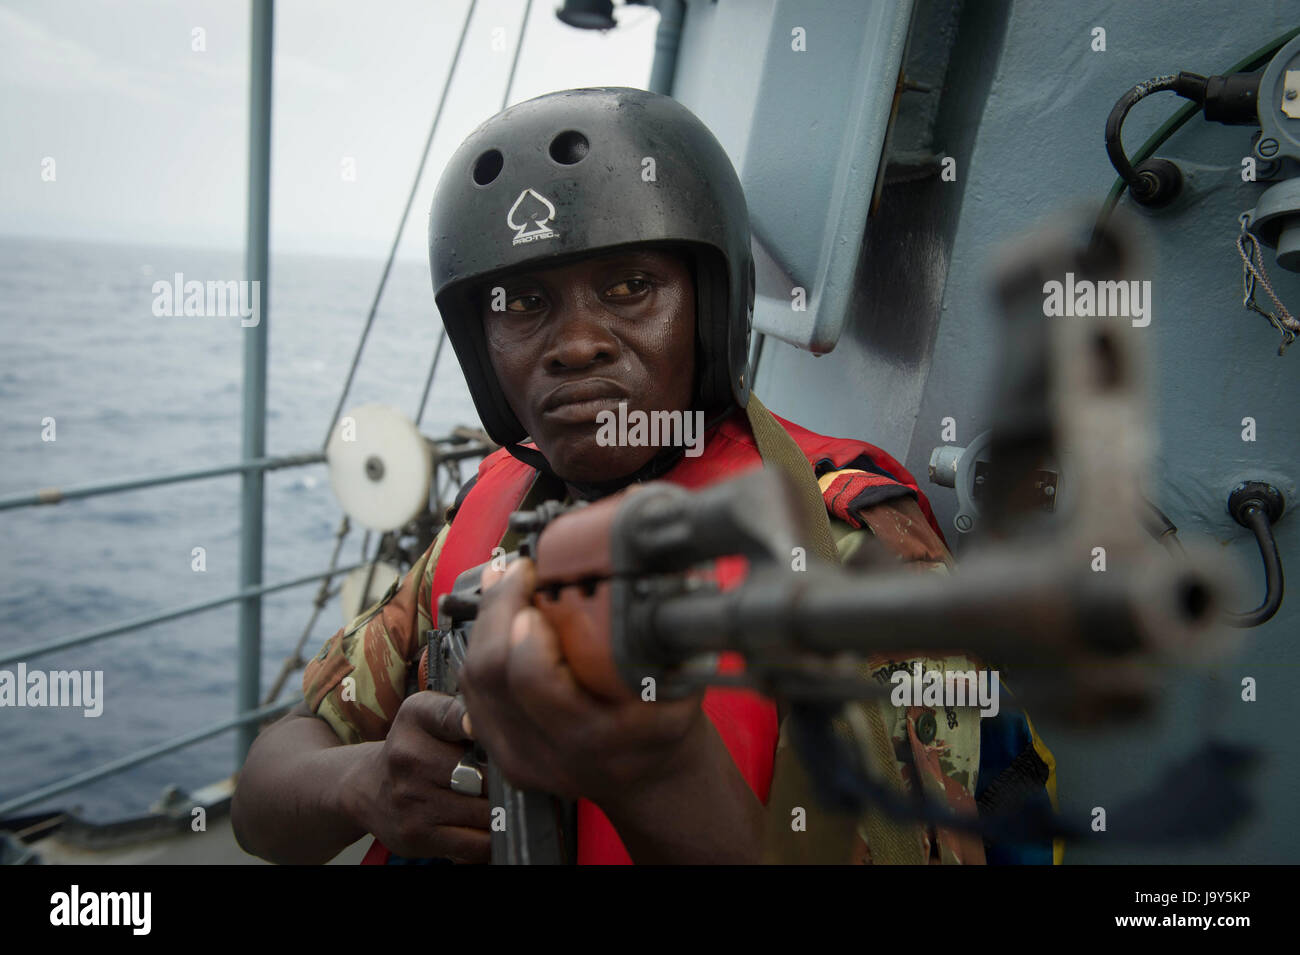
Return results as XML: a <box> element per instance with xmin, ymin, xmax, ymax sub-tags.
<box><xmin>339</xmin><ymin>562</ymin><xmax>402</xmax><ymax>623</ymax></box>
<box><xmin>326</xmin><ymin>404</ymin><xmax>432</xmax><ymax>532</ymax></box>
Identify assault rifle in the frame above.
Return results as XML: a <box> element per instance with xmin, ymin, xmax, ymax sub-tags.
<box><xmin>424</xmin><ymin>214</ymin><xmax>1244</xmax><ymax>864</ymax></box>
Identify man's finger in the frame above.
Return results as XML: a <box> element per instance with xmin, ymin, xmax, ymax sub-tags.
<box><xmin>436</xmin><ymin>825</ymin><xmax>492</xmax><ymax>865</ymax></box>
<box><xmin>463</xmin><ymin>559</ymin><xmax>536</xmax><ymax>692</ymax></box>
<box><xmin>426</xmin><ymin>789</ymin><xmax>494</xmax><ymax>830</ymax></box>
<box><xmin>395</xmin><ymin>823</ymin><xmax>492</xmax><ymax>864</ymax></box>
<box><xmin>506</xmin><ymin>606</ymin><xmax>593</xmax><ymax>728</ymax></box>
<box><xmin>479</xmin><ymin>556</ymin><xmax>535</xmax><ymax>603</ymax></box>
<box><xmin>404</xmin><ymin>690</ymin><xmax>472</xmax><ymax>743</ymax></box>
<box><xmin>480</xmin><ymin>562</ymin><xmax>506</xmax><ymax>590</ymax></box>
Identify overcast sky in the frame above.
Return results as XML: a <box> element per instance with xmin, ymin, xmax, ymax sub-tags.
<box><xmin>0</xmin><ymin>0</ymin><xmax>658</xmax><ymax>259</ymax></box>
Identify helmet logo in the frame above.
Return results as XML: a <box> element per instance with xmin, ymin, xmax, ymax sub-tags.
<box><xmin>507</xmin><ymin>188</ymin><xmax>560</xmax><ymax>245</ymax></box>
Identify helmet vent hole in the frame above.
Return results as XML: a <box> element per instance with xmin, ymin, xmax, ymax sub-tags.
<box><xmin>549</xmin><ymin>130</ymin><xmax>589</xmax><ymax>165</ymax></box>
<box><xmin>472</xmin><ymin>149</ymin><xmax>504</xmax><ymax>186</ymax></box>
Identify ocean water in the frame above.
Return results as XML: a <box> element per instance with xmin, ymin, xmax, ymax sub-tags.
<box><xmin>0</xmin><ymin>235</ymin><xmax>478</xmax><ymax>821</ymax></box>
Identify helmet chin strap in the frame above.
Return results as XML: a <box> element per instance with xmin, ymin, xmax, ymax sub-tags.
<box><xmin>503</xmin><ymin>404</ymin><xmax>740</xmax><ymax>501</ymax></box>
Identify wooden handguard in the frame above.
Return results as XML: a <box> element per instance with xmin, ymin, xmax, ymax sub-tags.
<box><xmin>416</xmin><ymin>487</ymin><xmax>638</xmax><ymax>700</ymax></box>
<box><xmin>530</xmin><ymin>489</ymin><xmax>629</xmax><ymax>701</ymax></box>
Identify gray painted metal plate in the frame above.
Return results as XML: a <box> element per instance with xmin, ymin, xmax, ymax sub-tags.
<box><xmin>673</xmin><ymin>0</ymin><xmax>915</xmax><ymax>353</ymax></box>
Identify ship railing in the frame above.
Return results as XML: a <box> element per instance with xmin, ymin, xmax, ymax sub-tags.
<box><xmin>0</xmin><ymin>436</ymin><xmax>492</xmax><ymax>820</ymax></box>
<box><xmin>0</xmin><ymin>0</ymin><xmax>550</xmax><ymax>828</ymax></box>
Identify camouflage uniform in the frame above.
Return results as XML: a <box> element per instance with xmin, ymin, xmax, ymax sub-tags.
<box><xmin>302</xmin><ymin>467</ymin><xmax>1056</xmax><ymax>864</ymax></box>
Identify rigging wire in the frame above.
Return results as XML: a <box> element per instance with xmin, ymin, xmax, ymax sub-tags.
<box><xmin>414</xmin><ymin>322</ymin><xmax>448</xmax><ymax>429</ymax></box>
<box><xmin>262</xmin><ymin>516</ymin><xmax>352</xmax><ymax>705</ymax></box>
<box><xmin>275</xmin><ymin>0</ymin><xmax>532</xmax><ymax>697</ymax></box>
<box><xmin>323</xmin><ymin>0</ymin><xmax>480</xmax><ymax>450</ymax></box>
<box><xmin>502</xmin><ymin>0</ymin><xmax>534</xmax><ymax>110</ymax></box>
<box><xmin>416</xmin><ymin>0</ymin><xmax>534</xmax><ymax>427</ymax></box>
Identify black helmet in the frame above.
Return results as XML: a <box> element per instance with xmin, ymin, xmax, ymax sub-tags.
<box><xmin>428</xmin><ymin>87</ymin><xmax>754</xmax><ymax>450</ymax></box>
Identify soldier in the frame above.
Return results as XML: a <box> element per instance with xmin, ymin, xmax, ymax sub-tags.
<box><xmin>231</xmin><ymin>87</ymin><xmax>1057</xmax><ymax>865</ymax></box>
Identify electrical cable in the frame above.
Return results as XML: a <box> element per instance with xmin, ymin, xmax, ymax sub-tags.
<box><xmin>1104</xmin><ymin>71</ymin><xmax>1208</xmax><ymax>201</ymax></box>
<box><xmin>1141</xmin><ymin>496</ymin><xmax>1188</xmax><ymax>556</ymax></box>
<box><xmin>1225</xmin><ymin>503</ymin><xmax>1285</xmax><ymax>627</ymax></box>
<box><xmin>1095</xmin><ymin>26</ymin><xmax>1300</xmax><ymax>232</ymax></box>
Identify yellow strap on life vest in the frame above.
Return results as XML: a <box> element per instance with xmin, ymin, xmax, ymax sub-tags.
<box><xmin>745</xmin><ymin>392</ymin><xmax>927</xmax><ymax>865</ymax></box>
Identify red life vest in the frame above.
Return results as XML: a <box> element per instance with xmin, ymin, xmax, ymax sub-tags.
<box><xmin>361</xmin><ymin>407</ymin><xmax>943</xmax><ymax>865</ymax></box>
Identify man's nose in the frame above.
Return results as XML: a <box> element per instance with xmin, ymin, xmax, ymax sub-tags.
<box><xmin>542</xmin><ymin>297</ymin><xmax>618</xmax><ymax>370</ymax></box>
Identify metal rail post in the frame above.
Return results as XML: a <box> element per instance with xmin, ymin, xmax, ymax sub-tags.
<box><xmin>237</xmin><ymin>0</ymin><xmax>274</xmax><ymax>765</ymax></box>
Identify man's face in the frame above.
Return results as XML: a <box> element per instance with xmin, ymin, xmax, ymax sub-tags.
<box><xmin>480</xmin><ymin>247</ymin><xmax>697</xmax><ymax>484</ymax></box>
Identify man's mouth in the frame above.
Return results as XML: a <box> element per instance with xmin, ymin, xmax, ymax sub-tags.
<box><xmin>540</xmin><ymin>379</ymin><xmax>629</xmax><ymax>422</ymax></box>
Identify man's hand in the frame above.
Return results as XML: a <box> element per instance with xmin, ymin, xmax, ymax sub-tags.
<box><xmin>458</xmin><ymin>559</ymin><xmax>709</xmax><ymax>808</ymax></box>
<box><xmin>345</xmin><ymin>691</ymin><xmax>492</xmax><ymax>862</ymax></box>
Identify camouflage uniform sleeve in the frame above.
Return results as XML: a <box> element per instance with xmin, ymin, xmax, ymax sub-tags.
<box><xmin>301</xmin><ymin>523</ymin><xmax>450</xmax><ymax>744</ymax></box>
<box><xmin>821</xmin><ymin>472</ymin><xmax>954</xmax><ymax>573</ymax></box>
<box><xmin>824</xmin><ymin>471</ymin><xmax>985</xmax><ymax>864</ymax></box>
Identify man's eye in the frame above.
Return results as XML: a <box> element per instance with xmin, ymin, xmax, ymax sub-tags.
<box><xmin>506</xmin><ymin>295</ymin><xmax>544</xmax><ymax>312</ymax></box>
<box><xmin>606</xmin><ymin>278</ymin><xmax>651</xmax><ymax>298</ymax></box>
